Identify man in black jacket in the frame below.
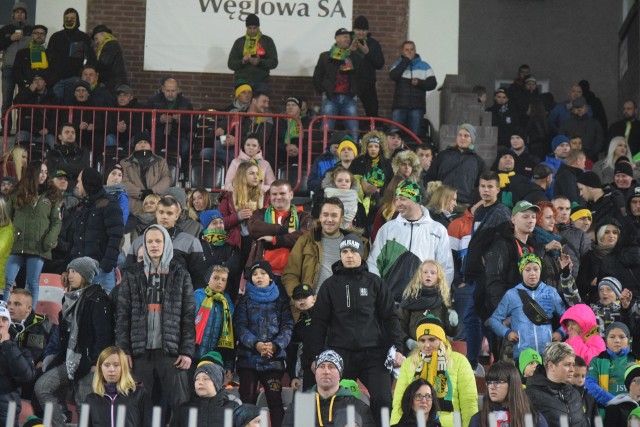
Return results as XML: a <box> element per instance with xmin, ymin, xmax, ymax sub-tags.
<box><xmin>13</xmin><ymin>24</ymin><xmax>48</xmax><ymax>90</ymax></box>
<box><xmin>305</xmin><ymin>233</ymin><xmax>404</xmax><ymax>427</ymax></box>
<box><xmin>117</xmin><ymin>224</ymin><xmax>195</xmax><ymax>427</ymax></box>
<box><xmin>13</xmin><ymin>71</ymin><xmax>57</xmax><ymax>148</ymax></box>
<box><xmin>91</xmin><ymin>25</ymin><xmax>129</xmax><ymax>96</ymax></box>
<box><xmin>352</xmin><ymin>16</ymin><xmax>384</xmax><ymax>118</ymax></box>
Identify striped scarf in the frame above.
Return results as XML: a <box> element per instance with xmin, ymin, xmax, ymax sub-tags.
<box><xmin>243</xmin><ymin>30</ymin><xmax>263</xmax><ymax>56</ymax></box>
<box><xmin>329</xmin><ymin>44</ymin><xmax>353</xmax><ymax>72</ymax></box>
<box><xmin>29</xmin><ymin>40</ymin><xmax>48</xmax><ymax>69</ymax></box>
<box><xmin>194</xmin><ymin>287</ymin><xmax>234</xmax><ymax>349</ymax></box>
<box><xmin>284</xmin><ymin>118</ymin><xmax>300</xmax><ymax>146</ymax></box>
<box><xmin>264</xmin><ymin>204</ymin><xmax>299</xmax><ymax>229</ymax></box>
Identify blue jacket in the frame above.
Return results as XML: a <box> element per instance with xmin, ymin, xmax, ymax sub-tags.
<box><xmin>233</xmin><ymin>286</ymin><xmax>293</xmax><ymax>371</ymax></box>
<box><xmin>308</xmin><ymin>146</ymin><xmax>337</xmax><ymax>191</ymax></box>
<box><xmin>194</xmin><ymin>289</ymin><xmax>235</xmax><ymax>370</ymax></box>
<box><xmin>489</xmin><ymin>282</ymin><xmax>566</xmax><ymax>358</ymax></box>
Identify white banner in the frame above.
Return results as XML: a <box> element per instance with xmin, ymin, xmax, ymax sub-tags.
<box><xmin>144</xmin><ymin>0</ymin><xmax>353</xmax><ymax>77</ymax></box>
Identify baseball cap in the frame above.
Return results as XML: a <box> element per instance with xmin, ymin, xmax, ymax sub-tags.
<box><xmin>512</xmin><ymin>200</ymin><xmax>541</xmax><ymax>215</ymax></box>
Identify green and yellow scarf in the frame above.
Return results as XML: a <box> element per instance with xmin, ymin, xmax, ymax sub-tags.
<box><xmin>264</xmin><ymin>204</ymin><xmax>299</xmax><ymax>230</ymax></box>
<box><xmin>243</xmin><ymin>30</ymin><xmax>262</xmax><ymax>56</ymax></box>
<box><xmin>202</xmin><ymin>228</ymin><xmax>227</xmax><ymax>246</ymax></box>
<box><xmin>29</xmin><ymin>40</ymin><xmax>48</xmax><ymax>69</ymax></box>
<box><xmin>329</xmin><ymin>44</ymin><xmax>353</xmax><ymax>72</ymax></box>
<box><xmin>194</xmin><ymin>287</ymin><xmax>234</xmax><ymax>349</ymax></box>
<box><xmin>284</xmin><ymin>118</ymin><xmax>300</xmax><ymax>146</ymax></box>
<box><xmin>97</xmin><ymin>33</ymin><xmax>117</xmax><ymax>60</ymax></box>
<box><xmin>415</xmin><ymin>348</ymin><xmax>454</xmax><ymax>412</ymax></box>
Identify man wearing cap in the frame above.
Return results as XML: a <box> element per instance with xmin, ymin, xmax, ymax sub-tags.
<box><xmin>486</xmin><ymin>88</ymin><xmax>520</xmax><ymax>148</ymax></box>
<box><xmin>91</xmin><ymin>24</ymin><xmax>128</xmax><ymax>96</ymax></box>
<box><xmin>513</xmin><ymin>163</ymin><xmax>552</xmax><ymax>204</ymax></box>
<box><xmin>35</xmin><ymin>257</ymin><xmax>113</xmax><ymax>427</ymax></box>
<box><xmin>46</xmin><ymin>122</ymin><xmax>90</xmax><ymax>191</ymax></box>
<box><xmin>425</xmin><ymin>123</ymin><xmax>486</xmax><ymax>204</ymax></box>
<box><xmin>0</xmin><ymin>2</ymin><xmax>32</xmax><ymax>134</ymax></box>
<box><xmin>351</xmin><ymin>15</ymin><xmax>384</xmax><ymax>118</ymax></box>
<box><xmin>306</xmin><ymin>233</ymin><xmax>403</xmax><ymax>427</ymax></box>
<box><xmin>282</xmin><ymin>350</ymin><xmax>374</xmax><ymax>427</ymax></box>
<box><xmin>120</xmin><ymin>132</ymin><xmax>172</xmax><ymax>213</ymax></box>
<box><xmin>13</xmin><ymin>71</ymin><xmax>57</xmax><ymax>148</ymax></box>
<box><xmin>313</xmin><ymin>28</ymin><xmax>362</xmax><ymax>136</ymax></box>
<box><xmin>604</xmin><ymin>364</ymin><xmax>640</xmax><ymax>425</ymax></box>
<box><xmin>308</xmin><ymin>132</ymin><xmax>342</xmax><ymax>191</ymax></box>
<box><xmin>106</xmin><ymin>84</ymin><xmax>144</xmax><ymax>147</ymax></box>
<box><xmin>13</xmin><ymin>24</ymin><xmax>48</xmax><ymax>90</ymax></box>
<box><xmin>228</xmin><ymin>14</ymin><xmax>278</xmax><ymax>91</ymax></box>
<box><xmin>368</xmin><ymin>180</ymin><xmax>454</xmax><ymax>302</ymax></box>
<box><xmin>117</xmin><ymin>224</ymin><xmax>195</xmax><ymax>426</ymax></box>
<box><xmin>385</xmin><ymin>127</ymin><xmax>406</xmax><ymax>159</ymax></box>
<box><xmin>560</xmin><ymin>96</ymin><xmax>604</xmax><ymax>161</ymax></box>
<box><xmin>553</xmin><ymin>149</ymin><xmax>586</xmax><ymax>205</ymax></box>
<box><xmin>577</xmin><ymin>171</ymin><xmax>627</xmax><ymax>225</ymax></box>
<box><xmin>609</xmin><ymin>100</ymin><xmax>640</xmax><ymax>156</ymax></box>
<box><xmin>389</xmin><ymin>41</ymin><xmax>436</xmax><ymax>138</ymax></box>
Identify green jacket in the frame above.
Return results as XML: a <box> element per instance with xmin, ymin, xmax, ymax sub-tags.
<box><xmin>0</xmin><ymin>223</ymin><xmax>13</xmax><ymax>292</ymax></box>
<box><xmin>8</xmin><ymin>191</ymin><xmax>61</xmax><ymax>260</ymax></box>
<box><xmin>227</xmin><ymin>34</ymin><xmax>278</xmax><ymax>85</ymax></box>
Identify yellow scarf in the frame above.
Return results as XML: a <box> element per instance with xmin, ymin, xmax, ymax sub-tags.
<box><xmin>194</xmin><ymin>287</ymin><xmax>234</xmax><ymax>349</ymax></box>
<box><xmin>29</xmin><ymin>40</ymin><xmax>48</xmax><ymax>69</ymax></box>
<box><xmin>97</xmin><ymin>33</ymin><xmax>117</xmax><ymax>60</ymax></box>
<box><xmin>243</xmin><ymin>30</ymin><xmax>262</xmax><ymax>56</ymax></box>
<box><xmin>498</xmin><ymin>171</ymin><xmax>515</xmax><ymax>188</ymax></box>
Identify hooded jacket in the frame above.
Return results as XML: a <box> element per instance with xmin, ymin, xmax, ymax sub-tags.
<box><xmin>46</xmin><ymin>143</ymin><xmax>91</xmax><ymax>189</ymax></box>
<box><xmin>308</xmin><ymin>145</ymin><xmax>338</xmax><ymax>191</ymax></box>
<box><xmin>367</xmin><ymin>206</ymin><xmax>454</xmax><ymax>301</ymax></box>
<box><xmin>560</xmin><ymin>304</ymin><xmax>606</xmax><ymax>365</ymax></box>
<box><xmin>424</xmin><ymin>146</ymin><xmax>485</xmax><ymax>204</ymax></box>
<box><xmin>525</xmin><ymin>368</ymin><xmax>588</xmax><ymax>427</ymax></box>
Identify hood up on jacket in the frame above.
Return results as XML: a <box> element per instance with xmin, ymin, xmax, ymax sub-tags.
<box><xmin>560</xmin><ymin>303</ymin><xmax>598</xmax><ymax>336</ymax></box>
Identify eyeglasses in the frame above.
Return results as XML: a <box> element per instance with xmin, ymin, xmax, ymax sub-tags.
<box><xmin>486</xmin><ymin>381</ymin><xmax>508</xmax><ymax>387</ymax></box>
<box><xmin>413</xmin><ymin>393</ymin><xmax>433</xmax><ymax>401</ymax></box>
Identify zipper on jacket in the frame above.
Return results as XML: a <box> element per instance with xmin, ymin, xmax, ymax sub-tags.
<box><xmin>346</xmin><ymin>285</ymin><xmax>350</xmax><ymax>308</ymax></box>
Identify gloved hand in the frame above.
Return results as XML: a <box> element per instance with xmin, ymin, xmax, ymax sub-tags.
<box><xmin>405</xmin><ymin>338</ymin><xmax>418</xmax><ymax>351</ymax></box>
<box><xmin>448</xmin><ymin>309</ymin><xmax>459</xmax><ymax>328</ymax></box>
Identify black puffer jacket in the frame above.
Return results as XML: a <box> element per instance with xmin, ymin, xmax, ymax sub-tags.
<box><xmin>525</xmin><ymin>369</ymin><xmax>587</xmax><ymax>427</ymax></box>
<box><xmin>116</xmin><ymin>259</ymin><xmax>196</xmax><ymax>358</ymax></box>
<box><xmin>86</xmin><ymin>386</ymin><xmax>149</xmax><ymax>427</ymax></box>
<box><xmin>424</xmin><ymin>146</ymin><xmax>485</xmax><ymax>204</ymax></box>
<box><xmin>71</xmin><ymin>189</ymin><xmax>124</xmax><ymax>273</ymax></box>
<box><xmin>95</xmin><ymin>39</ymin><xmax>129</xmax><ymax>96</ymax></box>
<box><xmin>179</xmin><ymin>391</ymin><xmax>239</xmax><ymax>427</ymax></box>
<box><xmin>0</xmin><ymin>340</ymin><xmax>35</xmax><ymax>422</ymax></box>
<box><xmin>10</xmin><ymin>310</ymin><xmax>53</xmax><ymax>364</ymax></box>
<box><xmin>46</xmin><ymin>143</ymin><xmax>91</xmax><ymax>189</ymax></box>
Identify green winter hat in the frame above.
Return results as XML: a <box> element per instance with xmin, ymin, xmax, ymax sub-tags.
<box><xmin>395</xmin><ymin>180</ymin><xmax>422</xmax><ymax>204</ymax></box>
<box><xmin>339</xmin><ymin>379</ymin><xmax>360</xmax><ymax>398</ymax></box>
<box><xmin>518</xmin><ymin>348</ymin><xmax>542</xmax><ymax>375</ymax></box>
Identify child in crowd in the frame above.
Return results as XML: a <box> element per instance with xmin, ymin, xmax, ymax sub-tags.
<box><xmin>234</xmin><ymin>260</ymin><xmax>293</xmax><ymax>427</ymax></box>
<box><xmin>560</xmin><ymin>303</ymin><xmax>606</xmax><ymax>365</ymax></box>
<box><xmin>312</xmin><ymin>166</ymin><xmax>364</xmax><ymax>229</ymax></box>
<box><xmin>562</xmin><ymin>275</ymin><xmax>622</xmax><ymax>336</ymax></box>
<box><xmin>224</xmin><ymin>134</ymin><xmax>276</xmax><ymax>193</ymax></box>
<box><xmin>398</xmin><ymin>260</ymin><xmax>457</xmax><ymax>351</ymax></box>
<box><xmin>572</xmin><ymin>356</ymin><xmax>599</xmax><ymax>422</ymax></box>
<box><xmin>286</xmin><ymin>284</ymin><xmax>316</xmax><ymax>391</ymax></box>
<box><xmin>194</xmin><ymin>265</ymin><xmax>235</xmax><ymax>381</ymax></box>
<box><xmin>518</xmin><ymin>348</ymin><xmax>542</xmax><ymax>384</ymax></box>
<box><xmin>233</xmin><ymin>404</ymin><xmax>262</xmax><ymax>427</ymax></box>
<box><xmin>488</xmin><ymin>253</ymin><xmax>567</xmax><ymax>362</ymax></box>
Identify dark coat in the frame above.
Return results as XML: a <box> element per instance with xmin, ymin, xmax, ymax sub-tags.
<box><xmin>179</xmin><ymin>392</ymin><xmax>239</xmax><ymax>427</ymax></box>
<box><xmin>116</xmin><ymin>259</ymin><xmax>196</xmax><ymax>358</ymax></box>
<box><xmin>95</xmin><ymin>39</ymin><xmax>129</xmax><ymax>95</ymax></box>
<box><xmin>525</xmin><ymin>369</ymin><xmax>588</xmax><ymax>427</ymax></box>
<box><xmin>146</xmin><ymin>91</ymin><xmax>194</xmax><ymax>139</ymax></box>
<box><xmin>13</xmin><ymin>87</ymin><xmax>58</xmax><ymax>135</ymax></box>
<box><xmin>389</xmin><ymin>54</ymin><xmax>437</xmax><ymax>111</ymax></box>
<box><xmin>313</xmin><ymin>51</ymin><xmax>361</xmax><ymax>98</ymax></box>
<box><xmin>46</xmin><ymin>143</ymin><xmax>91</xmax><ymax>189</ymax></box>
<box><xmin>10</xmin><ymin>311</ymin><xmax>53</xmax><ymax>364</ymax></box>
<box><xmin>0</xmin><ymin>340</ymin><xmax>35</xmax><ymax>423</ymax></box>
<box><xmin>46</xmin><ymin>27</ymin><xmax>96</xmax><ymax>85</ymax></box>
<box><xmin>86</xmin><ymin>387</ymin><xmax>149</xmax><ymax>427</ymax></box>
<box><xmin>13</xmin><ymin>45</ymin><xmax>49</xmax><ymax>90</ymax></box>
<box><xmin>353</xmin><ymin>34</ymin><xmax>384</xmax><ymax>83</ymax></box>
<box><xmin>553</xmin><ymin>163</ymin><xmax>584</xmax><ymax>205</ymax></box>
<box><xmin>424</xmin><ymin>146</ymin><xmax>485</xmax><ymax>204</ymax></box>
<box><xmin>71</xmin><ymin>189</ymin><xmax>124</xmax><ymax>272</ymax></box>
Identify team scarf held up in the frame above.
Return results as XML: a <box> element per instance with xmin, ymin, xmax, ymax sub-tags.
<box><xmin>243</xmin><ymin>30</ymin><xmax>264</xmax><ymax>57</ymax></box>
<box><xmin>329</xmin><ymin>44</ymin><xmax>353</xmax><ymax>72</ymax></box>
<box><xmin>29</xmin><ymin>40</ymin><xmax>48</xmax><ymax>69</ymax></box>
<box><xmin>284</xmin><ymin>119</ymin><xmax>300</xmax><ymax>146</ymax></box>
<box><xmin>194</xmin><ymin>286</ymin><xmax>234</xmax><ymax>349</ymax></box>
<box><xmin>202</xmin><ymin>228</ymin><xmax>227</xmax><ymax>246</ymax></box>
<box><xmin>264</xmin><ymin>204</ymin><xmax>299</xmax><ymax>230</ymax></box>
<box><xmin>97</xmin><ymin>33</ymin><xmax>117</xmax><ymax>59</ymax></box>
<box><xmin>414</xmin><ymin>322</ymin><xmax>454</xmax><ymax>412</ymax></box>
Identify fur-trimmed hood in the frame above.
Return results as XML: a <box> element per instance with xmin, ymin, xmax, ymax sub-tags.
<box><xmin>391</xmin><ymin>150</ymin><xmax>421</xmax><ymax>182</ymax></box>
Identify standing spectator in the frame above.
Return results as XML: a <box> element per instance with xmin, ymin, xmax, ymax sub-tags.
<box><xmin>608</xmin><ymin>100</ymin><xmax>640</xmax><ymax>156</ymax></box>
<box><xmin>35</xmin><ymin>257</ymin><xmax>113</xmax><ymax>427</ymax></box>
<box><xmin>313</xmin><ymin>28</ymin><xmax>361</xmax><ymax>136</ymax></box>
<box><xmin>1</xmin><ymin>177</ymin><xmax>17</xmax><ymax>200</ymax></box>
<box><xmin>352</xmin><ymin>15</ymin><xmax>384</xmax><ymax>117</ymax></box>
<box><xmin>116</xmin><ymin>224</ymin><xmax>195</xmax><ymax>427</ymax></box>
<box><xmin>46</xmin><ymin>123</ymin><xmax>90</xmax><ymax>191</ymax></box>
<box><xmin>306</xmin><ymin>233</ymin><xmax>405</xmax><ymax>427</ymax></box>
<box><xmin>91</xmin><ymin>25</ymin><xmax>129</xmax><ymax>96</ymax></box>
<box><xmin>285</xmin><ymin>284</ymin><xmax>316</xmax><ymax>391</ymax></box>
<box><xmin>486</xmin><ymin>88</ymin><xmax>519</xmax><ymax>149</ymax></box>
<box><xmin>0</xmin><ymin>198</ymin><xmax>13</xmax><ymax>299</ymax></box>
<box><xmin>510</xmin><ymin>128</ymin><xmax>539</xmax><ymax>178</ymax></box>
<box><xmin>104</xmin><ymin>164</ymin><xmax>129</xmax><ymax>225</ymax></box>
<box><xmin>604</xmin><ymin>364</ymin><xmax>640</xmax><ymax>425</ymax></box>
<box><xmin>577</xmin><ymin>171</ymin><xmax>626</xmax><ymax>225</ymax></box>
<box><xmin>46</xmin><ymin>8</ymin><xmax>96</xmax><ymax>99</ymax></box>
<box><xmin>13</xmin><ymin>24</ymin><xmax>48</xmax><ymax>90</ymax></box>
<box><xmin>548</xmin><ymin>84</ymin><xmax>586</xmax><ymax>134</ymax></box>
<box><xmin>525</xmin><ymin>98</ymin><xmax>553</xmax><ymax>161</ymax></box>
<box><xmin>592</xmin><ymin>136</ymin><xmax>633</xmax><ymax>185</ymax></box>
<box><xmin>120</xmin><ymin>132</ymin><xmax>172</xmax><ymax>214</ymax></box>
<box><xmin>0</xmin><ymin>2</ymin><xmax>32</xmax><ymax>134</ymax></box>
<box><xmin>4</xmin><ymin>161</ymin><xmax>61</xmax><ymax>305</ymax></box>
<box><xmin>578</xmin><ymin>80</ymin><xmax>607</xmax><ymax>134</ymax></box>
<box><xmin>560</xmin><ymin>304</ymin><xmax>606</xmax><ymax>365</ymax></box>
<box><xmin>188</xmin><ymin>189</ymin><xmax>213</xmax><ymax>220</ymax></box>
<box><xmin>559</xmin><ymin>97</ymin><xmax>604</xmax><ymax>161</ymax></box>
<box><xmin>0</xmin><ymin>304</ymin><xmax>36</xmax><ymax>427</ymax></box>
<box><xmin>85</xmin><ymin>346</ymin><xmax>148</xmax><ymax>427</ymax></box>
<box><xmin>553</xmin><ymin>149</ymin><xmax>586</xmax><ymax>205</ymax></box>
<box><xmin>389</xmin><ymin>41</ymin><xmax>437</xmax><ymax>137</ymax></box>
<box><xmin>227</xmin><ymin>14</ymin><xmax>278</xmax><ymax>91</ymax></box>
<box><xmin>425</xmin><ymin>124</ymin><xmax>485</xmax><ymax>205</ymax></box>
<box><xmin>234</xmin><ymin>260</ymin><xmax>293</xmax><ymax>427</ymax></box>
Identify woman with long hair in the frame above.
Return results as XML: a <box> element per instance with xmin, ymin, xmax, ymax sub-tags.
<box><xmin>392</xmin><ymin>378</ymin><xmax>442</xmax><ymax>427</ymax></box>
<box><xmin>592</xmin><ymin>137</ymin><xmax>633</xmax><ymax>184</ymax></box>
<box><xmin>469</xmin><ymin>361</ymin><xmax>547</xmax><ymax>427</ymax></box>
<box><xmin>85</xmin><ymin>346</ymin><xmax>147</xmax><ymax>427</ymax></box>
<box><xmin>577</xmin><ymin>218</ymin><xmax>621</xmax><ymax>303</ymax></box>
<box><xmin>188</xmin><ymin>188</ymin><xmax>213</xmax><ymax>219</ymax></box>
<box><xmin>4</xmin><ymin>161</ymin><xmax>61</xmax><ymax>305</ymax></box>
<box><xmin>0</xmin><ymin>145</ymin><xmax>28</xmax><ymax>181</ymax></box>
<box><xmin>391</xmin><ymin>316</ymin><xmax>477</xmax><ymax>427</ymax></box>
<box><xmin>427</xmin><ymin>184</ymin><xmax>457</xmax><ymax>228</ymax></box>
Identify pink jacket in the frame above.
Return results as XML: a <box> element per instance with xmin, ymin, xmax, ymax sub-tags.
<box><xmin>560</xmin><ymin>304</ymin><xmax>606</xmax><ymax>365</ymax></box>
<box><xmin>223</xmin><ymin>151</ymin><xmax>276</xmax><ymax>193</ymax></box>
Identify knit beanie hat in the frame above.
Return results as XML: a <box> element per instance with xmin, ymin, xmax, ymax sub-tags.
<box><xmin>570</xmin><ymin>205</ymin><xmax>592</xmax><ymax>222</ymax></box>
<box><xmin>108</xmin><ymin>163</ymin><xmax>124</xmax><ymax>176</ymax></box>
<box><xmin>316</xmin><ymin>350</ymin><xmax>344</xmax><ymax>376</ymax></box>
<box><xmin>67</xmin><ymin>257</ymin><xmax>100</xmax><ymax>284</ymax></box>
<box><xmin>458</xmin><ymin>123</ymin><xmax>477</xmax><ymax>144</ymax></box>
<box><xmin>246</xmin><ymin>14</ymin><xmax>260</xmax><ymax>27</ymax></box>
<box><xmin>577</xmin><ymin>171</ymin><xmax>602</xmax><ymax>189</ymax></box>
<box><xmin>551</xmin><ymin>135</ymin><xmax>570</xmax><ymax>152</ymax></box>
<box><xmin>246</xmin><ymin>260</ymin><xmax>274</xmax><ymax>281</ymax></box>
<box><xmin>200</xmin><ymin>209</ymin><xmax>223</xmax><ymax>229</ymax></box>
<box><xmin>164</xmin><ymin>187</ymin><xmax>187</xmax><ymax>209</ymax></box>
<box><xmin>334</xmin><ymin>408</ymin><xmax>363</xmax><ymax>427</ymax></box>
<box><xmin>604</xmin><ymin>322</ymin><xmax>630</xmax><ymax>341</ymax></box>
<box><xmin>353</xmin><ymin>15</ymin><xmax>369</xmax><ymax>30</ymax></box>
<box><xmin>395</xmin><ymin>180</ymin><xmax>422</xmax><ymax>204</ymax></box>
<box><xmin>80</xmin><ymin>167</ymin><xmax>103</xmax><ymax>195</ymax></box>
<box><xmin>518</xmin><ymin>348</ymin><xmax>542</xmax><ymax>376</ymax></box>
<box><xmin>339</xmin><ymin>233</ymin><xmax>364</xmax><ymax>258</ymax></box>
<box><xmin>625</xmin><ymin>364</ymin><xmax>640</xmax><ymax>390</ymax></box>
<box><xmin>597</xmin><ymin>277</ymin><xmax>622</xmax><ymax>298</ymax></box>
<box><xmin>518</xmin><ymin>253</ymin><xmax>542</xmax><ymax>275</ymax></box>
<box><xmin>22</xmin><ymin>416</ymin><xmax>44</xmax><ymax>427</ymax></box>
<box><xmin>338</xmin><ymin>138</ymin><xmax>358</xmax><ymax>157</ymax></box>
<box><xmin>614</xmin><ymin>159</ymin><xmax>634</xmax><ymax>177</ymax></box>
<box><xmin>233</xmin><ymin>404</ymin><xmax>261</xmax><ymax>427</ymax></box>
<box><xmin>195</xmin><ymin>352</ymin><xmax>225</xmax><ymax>392</ymax></box>
<box><xmin>415</xmin><ymin>315</ymin><xmax>448</xmax><ymax>344</ymax></box>
<box><xmin>629</xmin><ymin>406</ymin><xmax>640</xmax><ymax>422</ymax></box>
<box><xmin>235</xmin><ymin>81</ymin><xmax>253</xmax><ymax>99</ymax></box>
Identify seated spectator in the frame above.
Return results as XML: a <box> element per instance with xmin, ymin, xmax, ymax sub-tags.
<box><xmin>91</xmin><ymin>25</ymin><xmax>129</xmax><ymax>96</ymax></box>
<box><xmin>281</xmin><ymin>96</ymin><xmax>306</xmax><ymax>161</ymax></box>
<box><xmin>121</xmin><ymin>132</ymin><xmax>172</xmax><ymax>214</ymax></box>
<box><xmin>35</xmin><ymin>257</ymin><xmax>113</xmax><ymax>427</ymax></box>
<box><xmin>46</xmin><ymin>122</ymin><xmax>90</xmax><ymax>191</ymax></box>
<box><xmin>107</xmin><ymin>85</ymin><xmax>145</xmax><ymax>147</ymax></box>
<box><xmin>103</xmin><ymin>163</ymin><xmax>129</xmax><ymax>225</ymax></box>
<box><xmin>0</xmin><ymin>176</ymin><xmax>15</xmax><ymax>200</ymax></box>
<box><xmin>543</xmin><ymin>135</ymin><xmax>571</xmax><ymax>180</ymax></box>
<box><xmin>415</xmin><ymin>143</ymin><xmax>434</xmax><ymax>188</ymax></box>
<box><xmin>568</xmin><ymin>136</ymin><xmax>594</xmax><ymax>170</ymax></box>
<box><xmin>307</xmin><ymin>132</ymin><xmax>341</xmax><ymax>192</ymax></box>
<box><xmin>13</xmin><ymin>71</ymin><xmax>57</xmax><ymax>148</ymax></box>
<box><xmin>385</xmin><ymin>127</ymin><xmax>407</xmax><ymax>160</ymax></box>
<box><xmin>233</xmin><ymin>404</ymin><xmax>262</xmax><ymax>427</ymax></box>
<box><xmin>512</xmin><ymin>163</ymin><xmax>552</xmax><ymax>204</ymax></box>
<box><xmin>164</xmin><ymin>187</ymin><xmax>202</xmax><ymax>238</ymax></box>
<box><xmin>491</xmin><ymin>148</ymin><xmax>529</xmax><ymax>208</ymax></box>
<box><xmin>224</xmin><ymin>134</ymin><xmax>276</xmax><ymax>193</ymax></box>
<box><xmin>8</xmin><ymin>288</ymin><xmax>52</xmax><ymax>371</ymax></box>
<box><xmin>560</xmin><ymin>303</ymin><xmax>606</xmax><ymax>365</ymax></box>
<box><xmin>132</xmin><ymin>193</ymin><xmax>160</xmax><ymax>241</ymax></box>
<box><xmin>188</xmin><ymin>188</ymin><xmax>213</xmax><ymax>220</ymax></box>
<box><xmin>610</xmin><ymin>159</ymin><xmax>638</xmax><ymax>201</ymax></box>
<box><xmin>525</xmin><ymin>342</ymin><xmax>587</xmax><ymax>427</ymax></box>
<box><xmin>221</xmin><ymin>80</ymin><xmax>252</xmax><ymax>112</ymax></box>
<box><xmin>180</xmin><ymin>352</ymin><xmax>240</xmax><ymax>427</ymax></box>
<box><xmin>391</xmin><ymin>378</ymin><xmax>442</xmax><ymax>427</ymax></box>
<box><xmin>559</xmin><ymin>96</ymin><xmax>604</xmax><ymax>162</ymax></box>
<box><xmin>85</xmin><ymin>346</ymin><xmax>148</xmax><ymax>427</ymax></box>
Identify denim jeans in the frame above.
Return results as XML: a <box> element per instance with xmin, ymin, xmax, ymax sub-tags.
<box><xmin>201</xmin><ymin>139</ymin><xmax>235</xmax><ymax>164</ymax></box>
<box><xmin>4</xmin><ymin>254</ymin><xmax>45</xmax><ymax>305</ymax></box>
<box><xmin>322</xmin><ymin>93</ymin><xmax>359</xmax><ymax>135</ymax></box>
<box><xmin>16</xmin><ymin>130</ymin><xmax>56</xmax><ymax>150</ymax></box>
<box><xmin>93</xmin><ymin>268</ymin><xmax>115</xmax><ymax>295</ymax></box>
<box><xmin>462</xmin><ymin>282</ymin><xmax>484</xmax><ymax>368</ymax></box>
<box><xmin>391</xmin><ymin>108</ymin><xmax>424</xmax><ymax>136</ymax></box>
<box><xmin>452</xmin><ymin>283</ymin><xmax>473</xmax><ymax>341</ymax></box>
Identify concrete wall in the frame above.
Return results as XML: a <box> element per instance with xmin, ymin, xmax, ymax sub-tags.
<box><xmin>458</xmin><ymin>0</ymin><xmax>622</xmax><ymax>126</ymax></box>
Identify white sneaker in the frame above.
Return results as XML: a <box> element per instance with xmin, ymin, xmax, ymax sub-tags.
<box><xmin>474</xmin><ymin>364</ymin><xmax>486</xmax><ymax>377</ymax></box>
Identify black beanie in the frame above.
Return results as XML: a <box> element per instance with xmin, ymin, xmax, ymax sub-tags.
<box><xmin>614</xmin><ymin>159</ymin><xmax>634</xmax><ymax>177</ymax></box>
<box><xmin>577</xmin><ymin>171</ymin><xmax>602</xmax><ymax>189</ymax></box>
<box><xmin>245</xmin><ymin>260</ymin><xmax>274</xmax><ymax>281</ymax></box>
<box><xmin>246</xmin><ymin>14</ymin><xmax>260</xmax><ymax>27</ymax></box>
<box><xmin>353</xmin><ymin>15</ymin><xmax>369</xmax><ymax>30</ymax></box>
<box><xmin>80</xmin><ymin>167</ymin><xmax>103</xmax><ymax>195</ymax></box>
